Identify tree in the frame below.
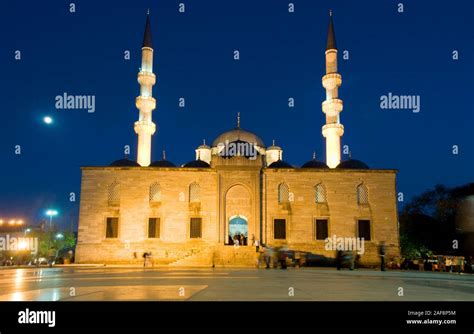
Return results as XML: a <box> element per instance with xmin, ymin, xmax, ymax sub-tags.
<box><xmin>38</xmin><ymin>231</ymin><xmax>76</xmax><ymax>258</ymax></box>
<box><xmin>399</xmin><ymin>183</ymin><xmax>473</xmax><ymax>258</ymax></box>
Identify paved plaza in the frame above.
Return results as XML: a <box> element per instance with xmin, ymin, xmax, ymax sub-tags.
<box><xmin>0</xmin><ymin>266</ymin><xmax>472</xmax><ymax>301</ymax></box>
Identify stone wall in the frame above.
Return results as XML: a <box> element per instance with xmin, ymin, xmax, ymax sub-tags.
<box><xmin>76</xmin><ymin>167</ymin><xmax>218</xmax><ymax>263</ymax></box>
<box><xmin>76</xmin><ymin>166</ymin><xmax>400</xmax><ymax>267</ymax></box>
<box><xmin>263</xmin><ymin>168</ymin><xmax>400</xmax><ymax>266</ymax></box>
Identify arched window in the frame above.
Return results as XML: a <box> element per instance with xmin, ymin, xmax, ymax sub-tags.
<box><xmin>189</xmin><ymin>182</ymin><xmax>200</xmax><ymax>202</ymax></box>
<box><xmin>108</xmin><ymin>180</ymin><xmax>120</xmax><ymax>202</ymax></box>
<box><xmin>149</xmin><ymin>182</ymin><xmax>161</xmax><ymax>202</ymax></box>
<box><xmin>315</xmin><ymin>183</ymin><xmax>327</xmax><ymax>203</ymax></box>
<box><xmin>357</xmin><ymin>183</ymin><xmax>369</xmax><ymax>205</ymax></box>
<box><xmin>278</xmin><ymin>183</ymin><xmax>289</xmax><ymax>204</ymax></box>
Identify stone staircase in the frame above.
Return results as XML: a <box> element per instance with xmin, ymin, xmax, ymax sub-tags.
<box><xmin>213</xmin><ymin>245</ymin><xmax>257</xmax><ymax>267</ymax></box>
<box><xmin>169</xmin><ymin>244</ymin><xmax>257</xmax><ymax>267</ymax></box>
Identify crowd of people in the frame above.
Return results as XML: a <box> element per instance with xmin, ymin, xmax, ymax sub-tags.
<box><xmin>229</xmin><ymin>234</ymin><xmax>248</xmax><ymax>246</ymax></box>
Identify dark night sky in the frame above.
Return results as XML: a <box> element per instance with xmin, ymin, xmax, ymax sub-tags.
<box><xmin>0</xmin><ymin>0</ymin><xmax>472</xmax><ymax>230</ymax></box>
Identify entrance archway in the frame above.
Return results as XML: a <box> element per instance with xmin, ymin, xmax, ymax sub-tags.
<box><xmin>225</xmin><ymin>184</ymin><xmax>252</xmax><ymax>245</ymax></box>
<box><xmin>228</xmin><ymin>215</ymin><xmax>248</xmax><ymax>245</ymax></box>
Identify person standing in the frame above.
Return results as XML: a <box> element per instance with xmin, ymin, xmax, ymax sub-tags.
<box><xmin>143</xmin><ymin>252</ymin><xmax>148</xmax><ymax>267</ymax></box>
<box><xmin>379</xmin><ymin>242</ymin><xmax>386</xmax><ymax>271</ymax></box>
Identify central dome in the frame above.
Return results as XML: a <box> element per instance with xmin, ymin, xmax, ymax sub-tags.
<box><xmin>212</xmin><ymin>128</ymin><xmax>265</xmax><ymax>148</ymax></box>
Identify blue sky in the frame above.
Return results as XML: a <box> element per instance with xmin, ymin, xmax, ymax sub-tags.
<box><xmin>0</xmin><ymin>0</ymin><xmax>472</xmax><ymax>229</ymax></box>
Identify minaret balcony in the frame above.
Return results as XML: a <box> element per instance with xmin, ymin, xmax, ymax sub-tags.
<box><xmin>138</xmin><ymin>71</ymin><xmax>156</xmax><ymax>86</ymax></box>
<box><xmin>134</xmin><ymin>120</ymin><xmax>156</xmax><ymax>135</ymax></box>
<box><xmin>135</xmin><ymin>96</ymin><xmax>156</xmax><ymax>111</ymax></box>
<box><xmin>322</xmin><ymin>99</ymin><xmax>343</xmax><ymax>116</ymax></box>
<box><xmin>322</xmin><ymin>123</ymin><xmax>344</xmax><ymax>137</ymax></box>
<box><xmin>322</xmin><ymin>73</ymin><xmax>342</xmax><ymax>90</ymax></box>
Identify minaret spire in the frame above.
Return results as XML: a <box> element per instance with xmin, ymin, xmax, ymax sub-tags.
<box><xmin>326</xmin><ymin>10</ymin><xmax>337</xmax><ymax>51</ymax></box>
<box><xmin>322</xmin><ymin>10</ymin><xmax>344</xmax><ymax>168</ymax></box>
<box><xmin>237</xmin><ymin>112</ymin><xmax>241</xmax><ymax>128</ymax></box>
<box><xmin>142</xmin><ymin>11</ymin><xmax>153</xmax><ymax>48</ymax></box>
<box><xmin>134</xmin><ymin>12</ymin><xmax>157</xmax><ymax>166</ymax></box>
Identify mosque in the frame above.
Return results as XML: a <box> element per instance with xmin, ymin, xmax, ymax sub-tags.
<box><xmin>75</xmin><ymin>12</ymin><xmax>400</xmax><ymax>266</ymax></box>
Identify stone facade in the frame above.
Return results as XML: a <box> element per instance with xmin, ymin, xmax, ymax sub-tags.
<box><xmin>76</xmin><ymin>156</ymin><xmax>400</xmax><ymax>266</ymax></box>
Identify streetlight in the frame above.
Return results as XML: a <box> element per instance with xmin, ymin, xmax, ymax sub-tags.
<box><xmin>55</xmin><ymin>233</ymin><xmax>64</xmax><ymax>239</ymax></box>
<box><xmin>46</xmin><ymin>210</ymin><xmax>58</xmax><ymax>229</ymax></box>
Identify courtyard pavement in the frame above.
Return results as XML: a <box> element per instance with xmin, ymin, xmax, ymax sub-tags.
<box><xmin>0</xmin><ymin>266</ymin><xmax>472</xmax><ymax>301</ymax></box>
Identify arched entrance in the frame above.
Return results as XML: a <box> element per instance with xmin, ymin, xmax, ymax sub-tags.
<box><xmin>225</xmin><ymin>184</ymin><xmax>253</xmax><ymax>246</ymax></box>
<box><xmin>228</xmin><ymin>215</ymin><xmax>248</xmax><ymax>245</ymax></box>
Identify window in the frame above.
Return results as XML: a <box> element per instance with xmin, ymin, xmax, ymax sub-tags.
<box><xmin>278</xmin><ymin>183</ymin><xmax>289</xmax><ymax>204</ymax></box>
<box><xmin>315</xmin><ymin>183</ymin><xmax>327</xmax><ymax>203</ymax></box>
<box><xmin>148</xmin><ymin>218</ymin><xmax>160</xmax><ymax>238</ymax></box>
<box><xmin>358</xmin><ymin>220</ymin><xmax>371</xmax><ymax>241</ymax></box>
<box><xmin>357</xmin><ymin>184</ymin><xmax>369</xmax><ymax>205</ymax></box>
<box><xmin>108</xmin><ymin>180</ymin><xmax>120</xmax><ymax>202</ymax></box>
<box><xmin>106</xmin><ymin>218</ymin><xmax>118</xmax><ymax>238</ymax></box>
<box><xmin>315</xmin><ymin>219</ymin><xmax>329</xmax><ymax>240</ymax></box>
<box><xmin>149</xmin><ymin>182</ymin><xmax>161</xmax><ymax>202</ymax></box>
<box><xmin>189</xmin><ymin>182</ymin><xmax>200</xmax><ymax>202</ymax></box>
<box><xmin>274</xmin><ymin>219</ymin><xmax>286</xmax><ymax>239</ymax></box>
<box><xmin>190</xmin><ymin>218</ymin><xmax>202</xmax><ymax>238</ymax></box>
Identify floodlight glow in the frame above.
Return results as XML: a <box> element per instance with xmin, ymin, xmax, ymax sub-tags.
<box><xmin>46</xmin><ymin>210</ymin><xmax>58</xmax><ymax>216</ymax></box>
<box><xmin>43</xmin><ymin>116</ymin><xmax>53</xmax><ymax>124</ymax></box>
<box><xmin>18</xmin><ymin>241</ymin><xmax>28</xmax><ymax>250</ymax></box>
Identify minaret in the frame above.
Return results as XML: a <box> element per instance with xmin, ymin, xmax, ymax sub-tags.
<box><xmin>322</xmin><ymin>10</ymin><xmax>344</xmax><ymax>168</ymax></box>
<box><xmin>134</xmin><ymin>11</ymin><xmax>156</xmax><ymax>166</ymax></box>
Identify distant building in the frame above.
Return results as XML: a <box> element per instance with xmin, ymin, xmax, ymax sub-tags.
<box><xmin>76</xmin><ymin>12</ymin><xmax>400</xmax><ymax>266</ymax></box>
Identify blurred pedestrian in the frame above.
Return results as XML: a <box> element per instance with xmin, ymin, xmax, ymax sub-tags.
<box><xmin>446</xmin><ymin>256</ymin><xmax>452</xmax><ymax>272</ymax></box>
<box><xmin>457</xmin><ymin>256</ymin><xmax>464</xmax><ymax>274</ymax></box>
<box><xmin>379</xmin><ymin>241</ymin><xmax>386</xmax><ymax>271</ymax></box>
<box><xmin>264</xmin><ymin>245</ymin><xmax>271</xmax><ymax>269</ymax></box>
<box><xmin>336</xmin><ymin>250</ymin><xmax>343</xmax><ymax>270</ymax></box>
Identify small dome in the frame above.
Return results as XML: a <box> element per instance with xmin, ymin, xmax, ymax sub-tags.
<box><xmin>267</xmin><ymin>145</ymin><xmax>282</xmax><ymax>151</ymax></box>
<box><xmin>268</xmin><ymin>160</ymin><xmax>294</xmax><ymax>168</ymax></box>
<box><xmin>150</xmin><ymin>160</ymin><xmax>176</xmax><ymax>167</ymax></box>
<box><xmin>212</xmin><ymin>128</ymin><xmax>265</xmax><ymax>148</ymax></box>
<box><xmin>301</xmin><ymin>159</ymin><xmax>329</xmax><ymax>169</ymax></box>
<box><xmin>110</xmin><ymin>159</ymin><xmax>140</xmax><ymax>167</ymax></box>
<box><xmin>182</xmin><ymin>159</ymin><xmax>210</xmax><ymax>168</ymax></box>
<box><xmin>337</xmin><ymin>159</ymin><xmax>369</xmax><ymax>169</ymax></box>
